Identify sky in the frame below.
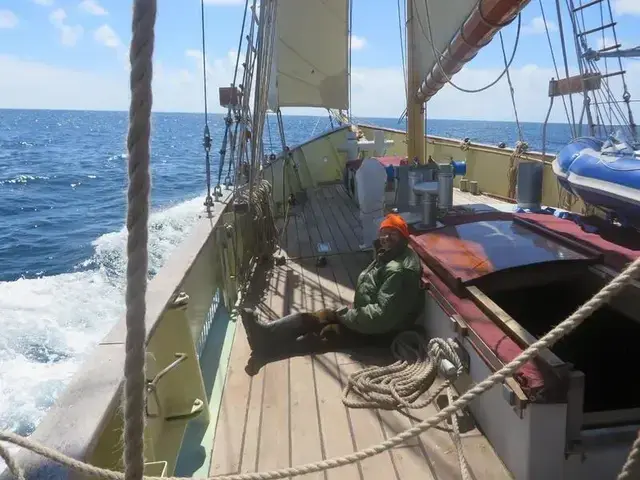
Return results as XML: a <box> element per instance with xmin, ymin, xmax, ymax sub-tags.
<box><xmin>0</xmin><ymin>0</ymin><xmax>639</xmax><ymax>122</ymax></box>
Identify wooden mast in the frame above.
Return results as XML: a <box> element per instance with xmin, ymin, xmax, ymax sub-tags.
<box><xmin>406</xmin><ymin>0</ymin><xmax>425</xmax><ymax>164</ymax></box>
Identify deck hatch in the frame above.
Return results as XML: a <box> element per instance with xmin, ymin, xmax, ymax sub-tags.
<box><xmin>412</xmin><ymin>219</ymin><xmax>596</xmax><ymax>284</ymax></box>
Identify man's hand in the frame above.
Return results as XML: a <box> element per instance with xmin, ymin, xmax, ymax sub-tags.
<box><xmin>313</xmin><ymin>308</ymin><xmax>339</xmax><ymax>324</ymax></box>
<box><xmin>319</xmin><ymin>323</ymin><xmax>343</xmax><ymax>338</ymax></box>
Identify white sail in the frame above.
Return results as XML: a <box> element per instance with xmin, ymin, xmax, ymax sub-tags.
<box><xmin>267</xmin><ymin>0</ymin><xmax>349</xmax><ymax>111</ymax></box>
<box><xmin>411</xmin><ymin>0</ymin><xmax>479</xmax><ymax>93</ymax></box>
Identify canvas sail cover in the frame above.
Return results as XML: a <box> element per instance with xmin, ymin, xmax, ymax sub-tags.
<box><xmin>267</xmin><ymin>0</ymin><xmax>349</xmax><ymax>110</ymax></box>
<box><xmin>410</xmin><ymin>0</ymin><xmax>478</xmax><ymax>99</ymax></box>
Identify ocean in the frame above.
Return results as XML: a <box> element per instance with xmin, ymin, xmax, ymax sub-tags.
<box><xmin>0</xmin><ymin>109</ymin><xmax>574</xmax><ymax>457</ymax></box>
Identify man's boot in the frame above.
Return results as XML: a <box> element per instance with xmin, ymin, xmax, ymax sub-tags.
<box><xmin>239</xmin><ymin>308</ymin><xmax>325</xmax><ymax>353</ymax></box>
<box><xmin>239</xmin><ymin>307</ymin><xmax>267</xmax><ymax>352</ymax></box>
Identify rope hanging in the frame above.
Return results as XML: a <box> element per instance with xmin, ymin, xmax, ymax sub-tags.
<box><xmin>214</xmin><ymin>0</ymin><xmax>252</xmax><ymax>196</ymax></box>
<box><xmin>123</xmin><ymin>0</ymin><xmax>157</xmax><ymax>479</ymax></box>
<box><xmin>199</xmin><ymin>0</ymin><xmax>214</xmax><ymax>208</ymax></box>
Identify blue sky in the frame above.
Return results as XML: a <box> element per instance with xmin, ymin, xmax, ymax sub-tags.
<box><xmin>0</xmin><ymin>0</ymin><xmax>639</xmax><ymax>122</ymax></box>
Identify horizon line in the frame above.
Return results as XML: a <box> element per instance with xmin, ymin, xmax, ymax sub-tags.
<box><xmin>0</xmin><ymin>107</ymin><xmax>590</xmax><ymax>126</ymax></box>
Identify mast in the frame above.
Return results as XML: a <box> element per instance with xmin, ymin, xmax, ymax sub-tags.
<box><xmin>406</xmin><ymin>0</ymin><xmax>425</xmax><ymax>164</ymax></box>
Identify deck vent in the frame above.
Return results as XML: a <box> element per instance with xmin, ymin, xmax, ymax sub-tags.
<box><xmin>413</xmin><ymin>181</ymin><xmax>440</xmax><ymax>229</ymax></box>
<box><xmin>516</xmin><ymin>161</ymin><xmax>544</xmax><ymax>210</ymax></box>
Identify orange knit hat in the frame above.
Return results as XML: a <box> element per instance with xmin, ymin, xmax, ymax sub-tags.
<box><xmin>379</xmin><ymin>213</ymin><xmax>409</xmax><ymax>239</ymax></box>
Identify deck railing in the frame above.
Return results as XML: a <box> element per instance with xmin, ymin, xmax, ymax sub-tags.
<box><xmin>0</xmin><ymin>191</ymin><xmax>250</xmax><ymax>479</ymax></box>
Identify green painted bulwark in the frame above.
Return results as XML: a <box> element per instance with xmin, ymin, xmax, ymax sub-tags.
<box><xmin>174</xmin><ymin>305</ymin><xmax>237</xmax><ymax>477</ymax></box>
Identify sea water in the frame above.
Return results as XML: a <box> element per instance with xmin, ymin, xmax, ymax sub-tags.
<box><xmin>0</xmin><ymin>108</ymin><xmax>574</xmax><ymax>468</ymax></box>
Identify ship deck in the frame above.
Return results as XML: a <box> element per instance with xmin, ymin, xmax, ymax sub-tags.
<box><xmin>206</xmin><ymin>184</ymin><xmax>512</xmax><ymax>479</ymax></box>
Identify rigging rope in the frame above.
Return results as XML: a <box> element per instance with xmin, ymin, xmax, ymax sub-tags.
<box><xmin>494</xmin><ymin>25</ymin><xmax>528</xmax><ymax>200</ymax></box>
<box><xmin>199</xmin><ymin>0</ymin><xmax>214</xmax><ymax>207</ymax></box>
<box><xmin>215</xmin><ymin>0</ymin><xmax>251</xmax><ymax>196</ymax></box>
<box><xmin>499</xmin><ymin>31</ymin><xmax>523</xmax><ymax>141</ymax></box>
<box><xmin>537</xmin><ymin>0</ymin><xmax>573</xmax><ymax>132</ymax></box>
<box><xmin>564</xmin><ymin>0</ymin><xmax>596</xmax><ymax>136</ymax></box>
<box><xmin>396</xmin><ymin>0</ymin><xmax>407</xmax><ymax>122</ymax></box>
<box><xmin>554</xmin><ymin>0</ymin><xmax>579</xmax><ymax>137</ymax></box>
<box><xmin>602</xmin><ymin>0</ymin><xmax>636</xmax><ymax>140</ymax></box>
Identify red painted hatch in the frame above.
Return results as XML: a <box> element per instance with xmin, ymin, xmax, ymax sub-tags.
<box><xmin>410</xmin><ymin>212</ymin><xmax>640</xmax><ymax>399</ymax></box>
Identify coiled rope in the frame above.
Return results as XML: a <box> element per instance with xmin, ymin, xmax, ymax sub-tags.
<box><xmin>1</xmin><ymin>0</ymin><xmax>640</xmax><ymax>479</ymax></box>
<box><xmin>342</xmin><ymin>333</ymin><xmax>471</xmax><ymax>479</ymax></box>
<box><xmin>342</xmin><ymin>333</ymin><xmax>459</xmax><ymax>411</ymax></box>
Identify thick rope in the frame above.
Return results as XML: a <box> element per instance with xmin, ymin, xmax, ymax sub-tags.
<box><xmin>506</xmin><ymin>140</ymin><xmax>528</xmax><ymax>199</ymax></box>
<box><xmin>617</xmin><ymin>430</ymin><xmax>640</xmax><ymax>480</ymax></box>
<box><xmin>124</xmin><ymin>1</ymin><xmax>156</xmax><ymax>480</ymax></box>
<box><xmin>2</xmin><ymin>256</ymin><xmax>640</xmax><ymax>479</ymax></box>
<box><xmin>0</xmin><ymin>445</ymin><xmax>23</xmax><ymax>480</ymax></box>
<box><xmin>342</xmin><ymin>333</ymin><xmax>457</xmax><ymax>411</ymax></box>
<box><xmin>342</xmin><ymin>333</ymin><xmax>471</xmax><ymax>480</ymax></box>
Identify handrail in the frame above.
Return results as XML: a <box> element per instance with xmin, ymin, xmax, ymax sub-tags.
<box><xmin>1</xmin><ymin>193</ymin><xmax>234</xmax><ymax>479</ymax></box>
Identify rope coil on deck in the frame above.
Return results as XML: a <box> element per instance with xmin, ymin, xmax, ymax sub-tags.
<box><xmin>342</xmin><ymin>333</ymin><xmax>472</xmax><ymax>479</ymax></box>
<box><xmin>342</xmin><ymin>333</ymin><xmax>459</xmax><ymax>411</ymax></box>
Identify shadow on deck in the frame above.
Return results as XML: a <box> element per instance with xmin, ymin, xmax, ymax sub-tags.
<box><xmin>206</xmin><ymin>184</ymin><xmax>511</xmax><ymax>480</ymax></box>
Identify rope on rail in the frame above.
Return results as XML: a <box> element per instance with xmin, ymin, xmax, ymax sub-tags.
<box><xmin>3</xmin><ymin>254</ymin><xmax>640</xmax><ymax>479</ymax></box>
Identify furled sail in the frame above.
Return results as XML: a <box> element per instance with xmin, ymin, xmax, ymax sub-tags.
<box><xmin>413</xmin><ymin>0</ymin><xmax>532</xmax><ymax>103</ymax></box>
<box><xmin>410</xmin><ymin>0</ymin><xmax>479</xmax><ymax>95</ymax></box>
<box><xmin>267</xmin><ymin>0</ymin><xmax>350</xmax><ymax>111</ymax></box>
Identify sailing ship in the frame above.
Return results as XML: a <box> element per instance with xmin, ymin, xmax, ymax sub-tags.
<box><xmin>1</xmin><ymin>0</ymin><xmax>640</xmax><ymax>479</ymax></box>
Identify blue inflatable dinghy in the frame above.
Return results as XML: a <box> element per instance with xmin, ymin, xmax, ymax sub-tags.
<box><xmin>552</xmin><ymin>135</ymin><xmax>640</xmax><ymax>226</ymax></box>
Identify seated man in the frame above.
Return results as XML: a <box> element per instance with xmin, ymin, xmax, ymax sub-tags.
<box><xmin>240</xmin><ymin>213</ymin><xmax>424</xmax><ymax>354</ymax></box>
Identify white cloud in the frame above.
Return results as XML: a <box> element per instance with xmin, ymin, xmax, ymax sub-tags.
<box><xmin>351</xmin><ymin>35</ymin><xmax>366</xmax><ymax>50</ymax></box>
<box><xmin>522</xmin><ymin>16</ymin><xmax>557</xmax><ymax>35</ymax></box>
<box><xmin>2</xmin><ymin>51</ymin><xmax>639</xmax><ymax>125</ymax></box>
<box><xmin>0</xmin><ymin>10</ymin><xmax>18</xmax><ymax>29</ymax></box>
<box><xmin>49</xmin><ymin>8</ymin><xmax>66</xmax><ymax>24</ymax></box>
<box><xmin>203</xmin><ymin>0</ymin><xmax>245</xmax><ymax>5</ymax></box>
<box><xmin>597</xmin><ymin>36</ymin><xmax>616</xmax><ymax>50</ymax></box>
<box><xmin>0</xmin><ymin>51</ymin><xmax>237</xmax><ymax>113</ymax></box>
<box><xmin>350</xmin><ymin>62</ymin><xmax>640</xmax><ymax>124</ymax></box>
<box><xmin>613</xmin><ymin>0</ymin><xmax>640</xmax><ymax>15</ymax></box>
<box><xmin>49</xmin><ymin>8</ymin><xmax>83</xmax><ymax>47</ymax></box>
<box><xmin>79</xmin><ymin>0</ymin><xmax>108</xmax><ymax>16</ymax></box>
<box><xmin>94</xmin><ymin>24</ymin><xmax>121</xmax><ymax>48</ymax></box>
<box><xmin>32</xmin><ymin>0</ymin><xmax>54</xmax><ymax>6</ymax></box>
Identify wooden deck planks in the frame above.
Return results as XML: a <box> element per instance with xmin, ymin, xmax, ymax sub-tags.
<box><xmin>208</xmin><ymin>262</ymin><xmax>271</xmax><ymax>476</ymax></box>
<box><xmin>452</xmin><ymin>188</ymin><xmax>508</xmax><ymax>207</ymax></box>
<box><xmin>209</xmin><ymin>183</ymin><xmax>511</xmax><ymax>480</ymax></box>
<box><xmin>297</xmin><ymin>258</ymin><xmax>359</xmax><ymax>480</ymax></box>
<box><xmin>287</xmin><ymin>263</ymin><xmax>325</xmax><ymax>480</ymax></box>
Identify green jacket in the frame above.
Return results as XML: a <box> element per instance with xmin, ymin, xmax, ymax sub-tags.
<box><xmin>339</xmin><ymin>245</ymin><xmax>424</xmax><ymax>335</ymax></box>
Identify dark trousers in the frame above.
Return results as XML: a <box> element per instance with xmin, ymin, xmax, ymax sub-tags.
<box><xmin>250</xmin><ymin>312</ymin><xmax>398</xmax><ymax>354</ymax></box>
